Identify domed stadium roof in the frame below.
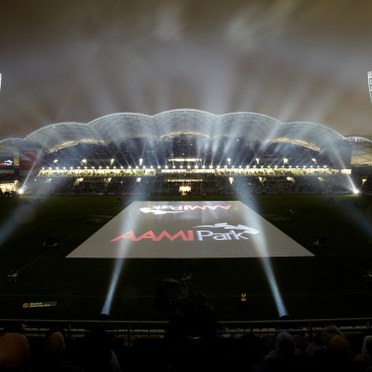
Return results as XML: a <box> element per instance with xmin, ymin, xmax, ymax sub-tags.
<box><xmin>2</xmin><ymin>109</ymin><xmax>356</xmax><ymax>155</ymax></box>
<box><xmin>0</xmin><ymin>137</ymin><xmax>31</xmax><ymax>154</ymax></box>
<box><xmin>89</xmin><ymin>113</ymin><xmax>156</xmax><ymax>143</ymax></box>
<box><xmin>274</xmin><ymin>121</ymin><xmax>346</xmax><ymax>151</ymax></box>
<box><xmin>0</xmin><ymin>137</ymin><xmax>24</xmax><ymax>148</ymax></box>
<box><xmin>24</xmin><ymin>122</ymin><xmax>104</xmax><ymax>152</ymax></box>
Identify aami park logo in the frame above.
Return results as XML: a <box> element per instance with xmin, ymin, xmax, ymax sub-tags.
<box><xmin>110</xmin><ymin>222</ymin><xmax>259</xmax><ymax>243</ymax></box>
<box><xmin>66</xmin><ymin>201</ymin><xmax>313</xmax><ymax>259</ymax></box>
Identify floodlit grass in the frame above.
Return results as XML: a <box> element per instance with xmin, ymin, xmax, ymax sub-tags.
<box><xmin>0</xmin><ymin>193</ymin><xmax>371</xmax><ymax>321</ymax></box>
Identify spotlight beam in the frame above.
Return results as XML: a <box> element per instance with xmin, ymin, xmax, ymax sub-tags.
<box><xmin>101</xmin><ymin>178</ymin><xmax>156</xmax><ymax>316</ymax></box>
<box><xmin>235</xmin><ymin>190</ymin><xmax>289</xmax><ymax>319</ymax></box>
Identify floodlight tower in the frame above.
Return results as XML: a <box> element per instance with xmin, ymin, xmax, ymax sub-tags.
<box><xmin>368</xmin><ymin>71</ymin><xmax>372</xmax><ymax>103</ymax></box>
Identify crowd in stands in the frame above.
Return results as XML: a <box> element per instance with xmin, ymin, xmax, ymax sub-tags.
<box><xmin>2</xmin><ymin>168</ymin><xmax>371</xmax><ymax>196</ymax></box>
<box><xmin>1</xmin><ymin>136</ymin><xmax>371</xmax><ymax>196</ymax></box>
<box><xmin>21</xmin><ymin>172</ymin><xmax>355</xmax><ymax>196</ymax></box>
<box><xmin>2</xmin><ymin>320</ymin><xmax>372</xmax><ymax>371</ymax></box>
<box><xmin>38</xmin><ymin>137</ymin><xmax>338</xmax><ymax>171</ymax></box>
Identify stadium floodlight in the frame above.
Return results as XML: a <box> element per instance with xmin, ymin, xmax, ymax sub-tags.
<box><xmin>368</xmin><ymin>71</ymin><xmax>372</xmax><ymax>103</ymax></box>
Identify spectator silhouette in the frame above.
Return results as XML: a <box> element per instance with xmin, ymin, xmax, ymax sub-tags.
<box><xmin>263</xmin><ymin>331</ymin><xmax>304</xmax><ymax>371</ymax></box>
<box><xmin>324</xmin><ymin>333</ymin><xmax>354</xmax><ymax>371</ymax></box>
<box><xmin>167</xmin><ymin>291</ymin><xmax>217</xmax><ymax>344</ymax></box>
<box><xmin>33</xmin><ymin>328</ymin><xmax>81</xmax><ymax>372</ymax></box>
<box><xmin>0</xmin><ymin>322</ymin><xmax>30</xmax><ymax>371</ymax></box>
<box><xmin>305</xmin><ymin>324</ymin><xmax>355</xmax><ymax>372</ymax></box>
<box><xmin>78</xmin><ymin>325</ymin><xmax>121</xmax><ymax>372</ymax></box>
<box><xmin>164</xmin><ymin>291</ymin><xmax>217</xmax><ymax>372</ymax></box>
<box><xmin>354</xmin><ymin>335</ymin><xmax>372</xmax><ymax>371</ymax></box>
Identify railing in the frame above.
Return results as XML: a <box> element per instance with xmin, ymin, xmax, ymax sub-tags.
<box><xmin>2</xmin><ymin>317</ymin><xmax>372</xmax><ymax>344</ymax></box>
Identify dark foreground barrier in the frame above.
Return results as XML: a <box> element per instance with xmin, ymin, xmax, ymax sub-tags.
<box><xmin>2</xmin><ymin>317</ymin><xmax>372</xmax><ymax>343</ymax></box>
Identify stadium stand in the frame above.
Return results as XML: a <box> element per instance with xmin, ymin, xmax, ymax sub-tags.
<box><xmin>1</xmin><ymin>110</ymin><xmax>372</xmax><ymax>370</ymax></box>
<box><xmin>1</xmin><ymin>109</ymin><xmax>370</xmax><ymax>196</ymax></box>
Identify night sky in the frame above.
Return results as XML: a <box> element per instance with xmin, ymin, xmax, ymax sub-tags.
<box><xmin>1</xmin><ymin>0</ymin><xmax>372</xmax><ymax>139</ymax></box>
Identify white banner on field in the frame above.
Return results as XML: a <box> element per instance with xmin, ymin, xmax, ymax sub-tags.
<box><xmin>67</xmin><ymin>201</ymin><xmax>313</xmax><ymax>259</ymax></box>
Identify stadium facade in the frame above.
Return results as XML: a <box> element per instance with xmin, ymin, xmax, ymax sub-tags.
<box><xmin>0</xmin><ymin>109</ymin><xmax>371</xmax><ymax>195</ymax></box>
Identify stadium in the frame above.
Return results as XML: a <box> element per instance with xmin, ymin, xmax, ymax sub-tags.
<box><xmin>1</xmin><ymin>109</ymin><xmax>372</xmax><ymax>193</ymax></box>
<box><xmin>1</xmin><ymin>109</ymin><xmax>372</xmax><ymax>196</ymax></box>
<box><xmin>1</xmin><ymin>109</ymin><xmax>372</xmax><ymax>370</ymax></box>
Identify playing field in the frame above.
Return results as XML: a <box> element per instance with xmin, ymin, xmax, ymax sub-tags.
<box><xmin>0</xmin><ymin>193</ymin><xmax>371</xmax><ymax>322</ymax></box>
